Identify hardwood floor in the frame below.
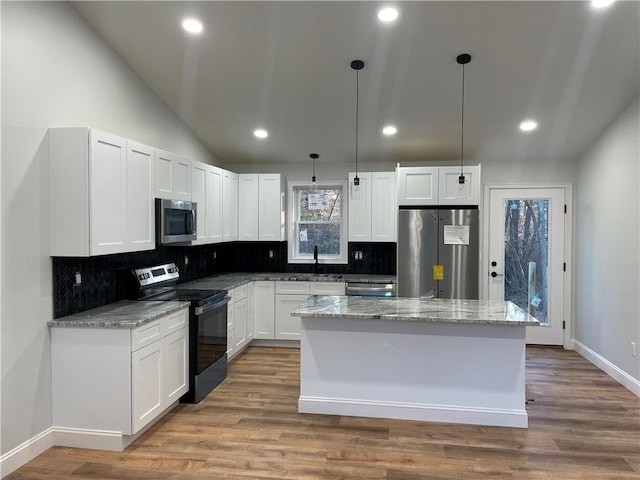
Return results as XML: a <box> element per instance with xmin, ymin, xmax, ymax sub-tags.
<box><xmin>8</xmin><ymin>346</ymin><xmax>640</xmax><ymax>479</ymax></box>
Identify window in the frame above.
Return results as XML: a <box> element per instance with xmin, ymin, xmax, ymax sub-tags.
<box><xmin>288</xmin><ymin>181</ymin><xmax>348</xmax><ymax>264</ymax></box>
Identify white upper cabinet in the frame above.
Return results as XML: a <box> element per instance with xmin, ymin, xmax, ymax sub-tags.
<box><xmin>348</xmin><ymin>172</ymin><xmax>396</xmax><ymax>242</ymax></box>
<box><xmin>155</xmin><ymin>149</ymin><xmax>191</xmax><ymax>201</ymax></box>
<box><xmin>238</xmin><ymin>174</ymin><xmax>260</xmax><ymax>241</ymax></box>
<box><xmin>222</xmin><ymin>169</ymin><xmax>238</xmax><ymax>241</ymax></box>
<box><xmin>206</xmin><ymin>165</ymin><xmax>224</xmax><ymax>243</ymax></box>
<box><xmin>258</xmin><ymin>174</ymin><xmax>285</xmax><ymax>241</ymax></box>
<box><xmin>396</xmin><ymin>166</ymin><xmax>439</xmax><ymax>206</ymax></box>
<box><xmin>191</xmin><ymin>161</ymin><xmax>208</xmax><ymax>244</ymax></box>
<box><xmin>438</xmin><ymin>166</ymin><xmax>481</xmax><ymax>205</ymax></box>
<box><xmin>49</xmin><ymin>127</ymin><xmax>155</xmax><ymax>256</ymax></box>
<box><xmin>397</xmin><ymin>165</ymin><xmax>481</xmax><ymax>206</ymax></box>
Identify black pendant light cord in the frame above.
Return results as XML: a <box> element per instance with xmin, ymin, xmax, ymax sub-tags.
<box><xmin>351</xmin><ymin>59</ymin><xmax>364</xmax><ymax>186</ymax></box>
<box><xmin>460</xmin><ymin>62</ymin><xmax>465</xmax><ymax>182</ymax></box>
<box><xmin>456</xmin><ymin>53</ymin><xmax>471</xmax><ymax>185</ymax></box>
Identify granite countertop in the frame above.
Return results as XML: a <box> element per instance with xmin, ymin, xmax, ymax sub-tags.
<box><xmin>180</xmin><ymin>272</ymin><xmax>396</xmax><ymax>292</ymax></box>
<box><xmin>291</xmin><ymin>296</ymin><xmax>540</xmax><ymax>326</ymax></box>
<box><xmin>48</xmin><ymin>300</ymin><xmax>191</xmax><ymax>329</ymax></box>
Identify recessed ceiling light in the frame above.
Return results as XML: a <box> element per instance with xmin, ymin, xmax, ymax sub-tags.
<box><xmin>591</xmin><ymin>0</ymin><xmax>615</xmax><ymax>8</ymax></box>
<box><xmin>519</xmin><ymin>120</ymin><xmax>538</xmax><ymax>132</ymax></box>
<box><xmin>382</xmin><ymin>125</ymin><xmax>397</xmax><ymax>136</ymax></box>
<box><xmin>377</xmin><ymin>7</ymin><xmax>399</xmax><ymax>22</ymax></box>
<box><xmin>182</xmin><ymin>18</ymin><xmax>203</xmax><ymax>34</ymax></box>
<box><xmin>253</xmin><ymin>129</ymin><xmax>268</xmax><ymax>139</ymax></box>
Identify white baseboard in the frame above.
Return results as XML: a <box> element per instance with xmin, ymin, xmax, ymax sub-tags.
<box><xmin>298</xmin><ymin>396</ymin><xmax>528</xmax><ymax>428</ymax></box>
<box><xmin>52</xmin><ymin>427</ymin><xmax>132</xmax><ymax>452</ymax></box>
<box><xmin>573</xmin><ymin>339</ymin><xmax>640</xmax><ymax>397</ymax></box>
<box><xmin>0</xmin><ymin>427</ymin><xmax>54</xmax><ymax>479</ymax></box>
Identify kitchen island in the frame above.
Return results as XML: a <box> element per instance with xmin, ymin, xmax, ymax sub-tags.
<box><xmin>291</xmin><ymin>296</ymin><xmax>539</xmax><ymax>428</ymax></box>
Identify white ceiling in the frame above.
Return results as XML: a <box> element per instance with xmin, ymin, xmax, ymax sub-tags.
<box><xmin>72</xmin><ymin>1</ymin><xmax>639</xmax><ymax>166</ymax></box>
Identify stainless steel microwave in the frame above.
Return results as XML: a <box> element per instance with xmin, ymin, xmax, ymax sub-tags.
<box><xmin>156</xmin><ymin>199</ymin><xmax>197</xmax><ymax>244</ymax></box>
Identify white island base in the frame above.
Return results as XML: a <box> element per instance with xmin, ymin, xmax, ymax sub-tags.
<box><xmin>299</xmin><ymin>313</ymin><xmax>530</xmax><ymax>428</ymax></box>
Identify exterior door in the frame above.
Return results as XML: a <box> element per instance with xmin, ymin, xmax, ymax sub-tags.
<box><xmin>487</xmin><ymin>187</ymin><xmax>566</xmax><ymax>345</ymax></box>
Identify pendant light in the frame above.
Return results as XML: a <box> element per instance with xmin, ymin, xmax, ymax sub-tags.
<box><xmin>456</xmin><ymin>53</ymin><xmax>471</xmax><ymax>185</ymax></box>
<box><xmin>351</xmin><ymin>59</ymin><xmax>365</xmax><ymax>188</ymax></box>
<box><xmin>310</xmin><ymin>153</ymin><xmax>319</xmax><ymax>187</ymax></box>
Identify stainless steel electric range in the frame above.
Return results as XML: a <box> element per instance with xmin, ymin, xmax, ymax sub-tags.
<box><xmin>132</xmin><ymin>263</ymin><xmax>229</xmax><ymax>403</ymax></box>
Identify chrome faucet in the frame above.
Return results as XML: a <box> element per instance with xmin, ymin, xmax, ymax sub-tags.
<box><xmin>313</xmin><ymin>245</ymin><xmax>320</xmax><ymax>274</ymax></box>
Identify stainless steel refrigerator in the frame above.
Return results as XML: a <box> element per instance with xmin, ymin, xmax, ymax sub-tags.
<box><xmin>397</xmin><ymin>208</ymin><xmax>479</xmax><ymax>299</ymax></box>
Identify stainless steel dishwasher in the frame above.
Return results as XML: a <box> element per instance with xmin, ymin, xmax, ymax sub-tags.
<box><xmin>345</xmin><ymin>282</ymin><xmax>396</xmax><ymax>297</ymax></box>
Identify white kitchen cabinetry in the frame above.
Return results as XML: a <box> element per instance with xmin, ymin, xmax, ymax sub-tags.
<box><xmin>253</xmin><ymin>281</ymin><xmax>276</xmax><ymax>339</ymax></box>
<box><xmin>223</xmin><ymin>169</ymin><xmax>239</xmax><ymax>241</ymax></box>
<box><xmin>191</xmin><ymin>161</ymin><xmax>224</xmax><ymax>245</ymax></box>
<box><xmin>437</xmin><ymin>166</ymin><xmax>481</xmax><ymax>205</ymax></box>
<box><xmin>207</xmin><ymin>165</ymin><xmax>224</xmax><ymax>243</ymax></box>
<box><xmin>49</xmin><ymin>127</ymin><xmax>155</xmax><ymax>256</ymax></box>
<box><xmin>155</xmin><ymin>149</ymin><xmax>191</xmax><ymax>201</ymax></box>
<box><xmin>237</xmin><ymin>174</ymin><xmax>286</xmax><ymax>241</ymax></box>
<box><xmin>51</xmin><ymin>308</ymin><xmax>189</xmax><ymax>448</ymax></box>
<box><xmin>310</xmin><ymin>282</ymin><xmax>346</xmax><ymax>295</ymax></box>
<box><xmin>238</xmin><ymin>174</ymin><xmax>260</xmax><ymax>241</ymax></box>
<box><xmin>275</xmin><ymin>281</ymin><xmax>311</xmax><ymax>340</ymax></box>
<box><xmin>191</xmin><ymin>161</ymin><xmax>208</xmax><ymax>244</ymax></box>
<box><xmin>259</xmin><ymin>174</ymin><xmax>286</xmax><ymax>241</ymax></box>
<box><xmin>348</xmin><ymin>172</ymin><xmax>396</xmax><ymax>242</ymax></box>
<box><xmin>246</xmin><ymin>282</ymin><xmax>255</xmax><ymax>343</ymax></box>
<box><xmin>227</xmin><ymin>284</ymin><xmax>251</xmax><ymax>360</ymax></box>
<box><xmin>397</xmin><ymin>165</ymin><xmax>481</xmax><ymax>206</ymax></box>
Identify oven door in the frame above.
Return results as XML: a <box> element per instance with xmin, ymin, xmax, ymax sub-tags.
<box><xmin>183</xmin><ymin>296</ymin><xmax>229</xmax><ymax>403</ymax></box>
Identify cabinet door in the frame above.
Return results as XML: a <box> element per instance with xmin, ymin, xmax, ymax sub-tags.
<box><xmin>223</xmin><ymin>170</ymin><xmax>238</xmax><ymax>241</ymax></box>
<box><xmin>397</xmin><ymin>166</ymin><xmax>439</xmax><ymax>206</ymax></box>
<box><xmin>234</xmin><ymin>297</ymin><xmax>248</xmax><ymax>351</ymax></box>
<box><xmin>371</xmin><ymin>171</ymin><xmax>397</xmax><ymax>242</ymax></box>
<box><xmin>259</xmin><ymin>174</ymin><xmax>285</xmax><ymax>241</ymax></box>
<box><xmin>164</xmin><ymin>328</ymin><xmax>188</xmax><ymax>404</ymax></box>
<box><xmin>155</xmin><ymin>150</ymin><xmax>191</xmax><ymax>201</ymax></box>
<box><xmin>348</xmin><ymin>172</ymin><xmax>372</xmax><ymax>241</ymax></box>
<box><xmin>275</xmin><ymin>294</ymin><xmax>306</xmax><ymax>340</ymax></box>
<box><xmin>89</xmin><ymin>129</ymin><xmax>127</xmax><ymax>255</ymax></box>
<box><xmin>131</xmin><ymin>340</ymin><xmax>163</xmax><ymax>434</ymax></box>
<box><xmin>246</xmin><ymin>282</ymin><xmax>255</xmax><ymax>342</ymax></box>
<box><xmin>438</xmin><ymin>166</ymin><xmax>481</xmax><ymax>206</ymax></box>
<box><xmin>191</xmin><ymin>161</ymin><xmax>208</xmax><ymax>244</ymax></box>
<box><xmin>227</xmin><ymin>300</ymin><xmax>235</xmax><ymax>356</ymax></box>
<box><xmin>253</xmin><ymin>281</ymin><xmax>275</xmax><ymax>339</ymax></box>
<box><xmin>238</xmin><ymin>174</ymin><xmax>259</xmax><ymax>241</ymax></box>
<box><xmin>207</xmin><ymin>166</ymin><xmax>223</xmax><ymax>243</ymax></box>
<box><xmin>126</xmin><ymin>141</ymin><xmax>156</xmax><ymax>252</ymax></box>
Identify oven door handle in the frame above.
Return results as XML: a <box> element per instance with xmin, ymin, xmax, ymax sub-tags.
<box><xmin>195</xmin><ymin>296</ymin><xmax>230</xmax><ymax>316</ymax></box>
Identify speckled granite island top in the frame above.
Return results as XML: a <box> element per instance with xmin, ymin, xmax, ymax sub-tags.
<box><xmin>48</xmin><ymin>300</ymin><xmax>190</xmax><ymax>329</ymax></box>
<box><xmin>291</xmin><ymin>296</ymin><xmax>540</xmax><ymax>326</ymax></box>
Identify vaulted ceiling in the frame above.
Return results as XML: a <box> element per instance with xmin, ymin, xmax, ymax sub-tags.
<box><xmin>72</xmin><ymin>1</ymin><xmax>639</xmax><ymax>166</ymax></box>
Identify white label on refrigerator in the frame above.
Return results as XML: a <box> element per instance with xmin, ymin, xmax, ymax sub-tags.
<box><xmin>443</xmin><ymin>225</ymin><xmax>470</xmax><ymax>245</ymax></box>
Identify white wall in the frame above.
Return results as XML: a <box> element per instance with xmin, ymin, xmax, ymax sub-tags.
<box><xmin>575</xmin><ymin>97</ymin><xmax>640</xmax><ymax>382</ymax></box>
<box><xmin>0</xmin><ymin>1</ymin><xmax>215</xmax><ymax>457</ymax></box>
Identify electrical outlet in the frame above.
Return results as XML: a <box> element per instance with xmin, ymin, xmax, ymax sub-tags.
<box><xmin>213</xmin><ymin>251</ymin><xmax>217</xmax><ymax>260</ymax></box>
<box><xmin>73</xmin><ymin>272</ymin><xmax>82</xmax><ymax>286</ymax></box>
<box><xmin>354</xmin><ymin>251</ymin><xmax>363</xmax><ymax>260</ymax></box>
<box><xmin>269</xmin><ymin>250</ymin><xmax>274</xmax><ymax>259</ymax></box>
<box><xmin>184</xmin><ymin>255</ymin><xmax>189</xmax><ymax>265</ymax></box>
<box><xmin>631</xmin><ymin>341</ymin><xmax>637</xmax><ymax>357</ymax></box>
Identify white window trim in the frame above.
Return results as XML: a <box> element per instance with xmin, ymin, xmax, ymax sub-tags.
<box><xmin>287</xmin><ymin>180</ymin><xmax>348</xmax><ymax>264</ymax></box>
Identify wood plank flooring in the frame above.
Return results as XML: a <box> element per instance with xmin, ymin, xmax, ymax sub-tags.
<box><xmin>7</xmin><ymin>346</ymin><xmax>640</xmax><ymax>479</ymax></box>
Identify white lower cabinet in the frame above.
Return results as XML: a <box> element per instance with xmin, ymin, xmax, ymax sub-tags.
<box><xmin>253</xmin><ymin>281</ymin><xmax>276</xmax><ymax>339</ymax></box>
<box><xmin>228</xmin><ymin>284</ymin><xmax>251</xmax><ymax>360</ymax></box>
<box><xmin>275</xmin><ymin>282</ymin><xmax>310</xmax><ymax>340</ymax></box>
<box><xmin>51</xmin><ymin>308</ymin><xmax>189</xmax><ymax>444</ymax></box>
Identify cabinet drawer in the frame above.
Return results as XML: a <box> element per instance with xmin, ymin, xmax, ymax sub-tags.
<box><xmin>163</xmin><ymin>308</ymin><xmax>188</xmax><ymax>335</ymax></box>
<box><xmin>233</xmin><ymin>284</ymin><xmax>248</xmax><ymax>301</ymax></box>
<box><xmin>310</xmin><ymin>282</ymin><xmax>345</xmax><ymax>295</ymax></box>
<box><xmin>131</xmin><ymin>319</ymin><xmax>163</xmax><ymax>351</ymax></box>
<box><xmin>276</xmin><ymin>281</ymin><xmax>310</xmax><ymax>295</ymax></box>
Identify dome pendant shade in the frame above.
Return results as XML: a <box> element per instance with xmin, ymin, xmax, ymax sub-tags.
<box><xmin>456</xmin><ymin>53</ymin><xmax>471</xmax><ymax>185</ymax></box>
